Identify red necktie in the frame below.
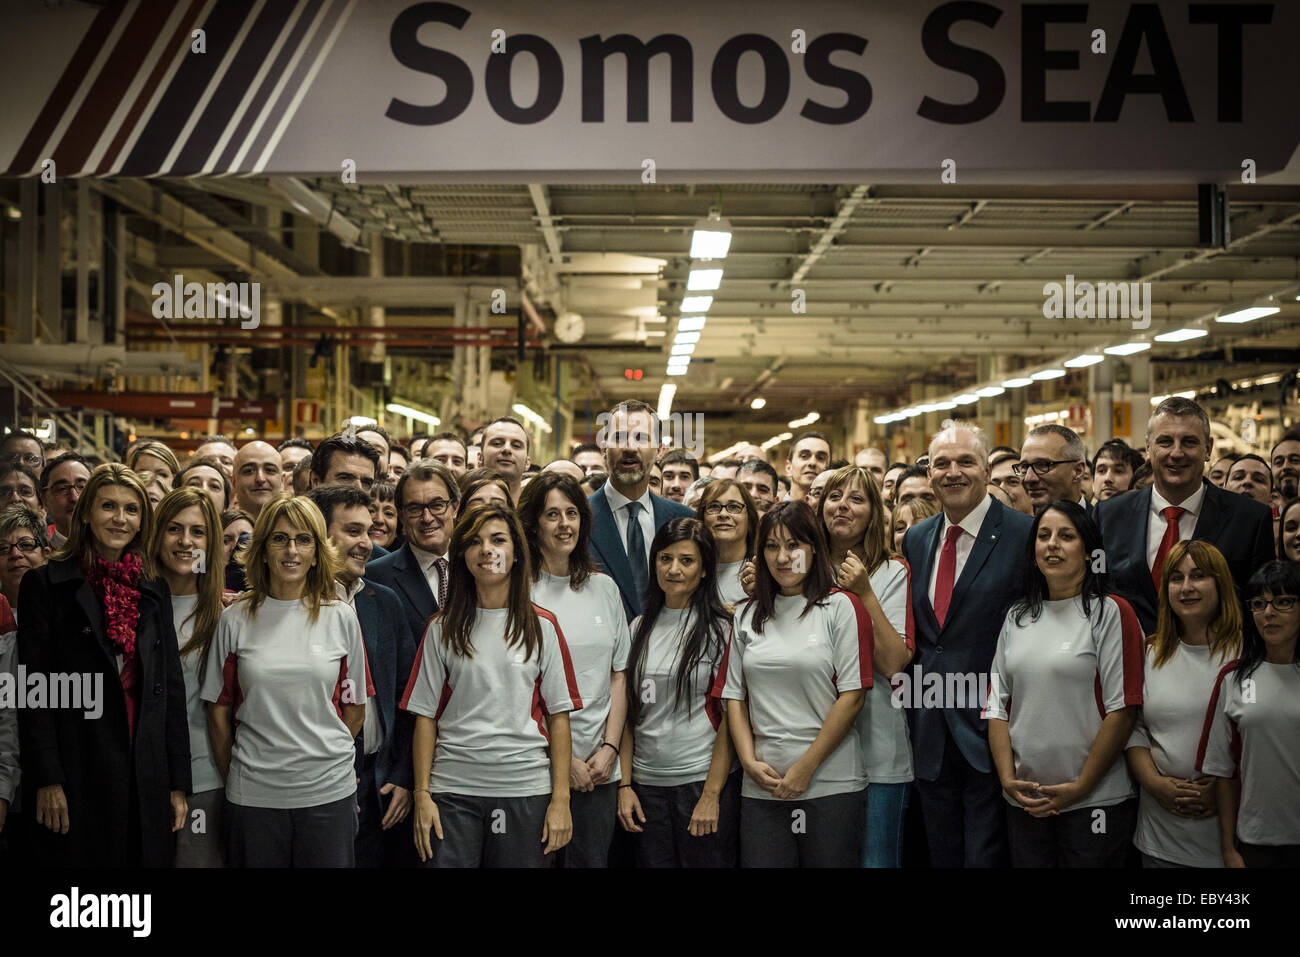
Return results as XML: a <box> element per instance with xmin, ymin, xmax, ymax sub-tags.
<box><xmin>1151</xmin><ymin>506</ymin><xmax>1185</xmax><ymax>590</ymax></box>
<box><xmin>934</xmin><ymin>525</ymin><xmax>963</xmax><ymax>627</ymax></box>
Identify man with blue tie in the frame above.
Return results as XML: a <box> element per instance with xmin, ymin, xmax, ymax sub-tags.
<box><xmin>587</xmin><ymin>399</ymin><xmax>694</xmax><ymax>620</ymax></box>
<box><xmin>901</xmin><ymin>424</ymin><xmax>1034</xmax><ymax>867</ymax></box>
<box><xmin>308</xmin><ymin>484</ymin><xmax>418</xmax><ymax>868</ymax></box>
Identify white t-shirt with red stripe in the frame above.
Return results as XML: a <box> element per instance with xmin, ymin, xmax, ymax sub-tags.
<box><xmin>200</xmin><ymin>596</ymin><xmax>373</xmax><ymax>809</ymax></box>
<box><xmin>715</xmin><ymin>589</ymin><xmax>873</xmax><ymax>801</ymax></box>
<box><xmin>983</xmin><ymin>594</ymin><xmax>1144</xmax><ymax>813</ymax></box>
<box><xmin>1197</xmin><ymin>659</ymin><xmax>1300</xmax><ymax>846</ymax></box>
<box><xmin>401</xmin><ymin>605</ymin><xmax>582</xmax><ymax>798</ymax></box>
<box><xmin>859</xmin><ymin>557</ymin><xmax>914</xmax><ymax>784</ymax></box>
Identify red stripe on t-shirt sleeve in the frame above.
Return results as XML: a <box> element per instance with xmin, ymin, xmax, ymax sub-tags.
<box><xmin>531</xmin><ymin>677</ymin><xmax>549</xmax><ymax>741</ymax></box>
<box><xmin>833</xmin><ymin>588</ymin><xmax>874</xmax><ymax>690</ymax></box>
<box><xmin>434</xmin><ymin>679</ymin><xmax>452</xmax><ymax>721</ymax></box>
<box><xmin>534</xmin><ymin>604</ymin><xmax>583</xmax><ymax>711</ymax></box>
<box><xmin>705</xmin><ymin>667</ymin><xmax>723</xmax><ymax>730</ymax></box>
<box><xmin>216</xmin><ymin>651</ymin><xmax>242</xmax><ymax>714</ymax></box>
<box><xmin>1194</xmin><ymin>660</ymin><xmax>1239</xmax><ymax>775</ymax></box>
<box><xmin>1109</xmin><ymin>595</ymin><xmax>1145</xmax><ymax>706</ymax></box>
<box><xmin>709</xmin><ymin>622</ymin><xmax>735</xmax><ymax>699</ymax></box>
<box><xmin>398</xmin><ymin>635</ymin><xmax>428</xmax><ymax>711</ymax></box>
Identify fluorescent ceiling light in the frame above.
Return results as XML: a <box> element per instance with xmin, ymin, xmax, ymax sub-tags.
<box><xmin>690</xmin><ymin>211</ymin><xmax>733</xmax><ymax>259</ymax></box>
<box><xmin>677</xmin><ymin>315</ymin><xmax>707</xmax><ymax>332</ymax></box>
<box><xmin>667</xmin><ymin>356</ymin><xmax>691</xmax><ymax>369</ymax></box>
<box><xmin>750</xmin><ymin>397</ymin><xmax>766</xmax><ymax>410</ymax></box>
<box><xmin>674</xmin><ymin>331</ymin><xmax>701</xmax><ymax>345</ymax></box>
<box><xmin>1064</xmin><ymin>354</ymin><xmax>1104</xmax><ymax>368</ymax></box>
<box><xmin>900</xmin><ymin>407</ymin><xmax>921</xmax><ymax>417</ymax></box>
<box><xmin>671</xmin><ymin>343</ymin><xmax>695</xmax><ymax>356</ymax></box>
<box><xmin>680</xmin><ymin>296</ymin><xmax>713</xmax><ymax>313</ymax></box>
<box><xmin>1154</xmin><ymin>327</ymin><xmax>1208</xmax><ymax>342</ymax></box>
<box><xmin>954</xmin><ymin>393</ymin><xmax>980</xmax><ymax>404</ymax></box>
<box><xmin>1216</xmin><ymin>305</ymin><xmax>1279</xmax><ymax>324</ymax></box>
<box><xmin>1002</xmin><ymin>377</ymin><xmax>1034</xmax><ymax>388</ymax></box>
<box><xmin>657</xmin><ymin>384</ymin><xmax>677</xmax><ymax>419</ymax></box>
<box><xmin>511</xmin><ymin>402</ymin><xmax>553</xmax><ymax>433</ymax></box>
<box><xmin>760</xmin><ymin>435</ymin><xmax>784</xmax><ymax>451</ymax></box>
<box><xmin>687</xmin><ymin>268</ymin><xmax>723</xmax><ymax>291</ymax></box>
<box><xmin>933</xmin><ymin>401</ymin><xmax>958</xmax><ymax>410</ymax></box>
<box><xmin>873</xmin><ymin>414</ymin><xmax>894</xmax><ymax>424</ymax></box>
<box><xmin>788</xmin><ymin>411</ymin><xmax>820</xmax><ymax>428</ymax></box>
<box><xmin>1030</xmin><ymin>369</ymin><xmax>1065</xmax><ymax>380</ymax></box>
<box><xmin>665</xmin><ymin>364</ymin><xmax>689</xmax><ymax>376</ymax></box>
<box><xmin>1103</xmin><ymin>342</ymin><xmax>1151</xmax><ymax>356</ymax></box>
<box><xmin>976</xmin><ymin>386</ymin><xmax>1005</xmax><ymax>398</ymax></box>
<box><xmin>386</xmin><ymin>402</ymin><xmax>441</xmax><ymax>427</ymax></box>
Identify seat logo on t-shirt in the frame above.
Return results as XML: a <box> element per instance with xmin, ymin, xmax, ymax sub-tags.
<box><xmin>310</xmin><ymin>644</ymin><xmax>324</xmax><ymax>655</ymax></box>
<box><xmin>594</xmin><ymin>616</ymin><xmax>604</xmax><ymax>626</ymax></box>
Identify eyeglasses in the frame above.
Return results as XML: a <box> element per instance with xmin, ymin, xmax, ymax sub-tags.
<box><xmin>0</xmin><ymin>484</ymin><xmax>38</xmax><ymax>499</ymax></box>
<box><xmin>2</xmin><ymin>538</ymin><xmax>39</xmax><ymax>554</ymax></box>
<box><xmin>1013</xmin><ymin>460</ymin><xmax>1081</xmax><ymax>477</ymax></box>
<box><xmin>404</xmin><ymin>499</ymin><xmax>452</xmax><ymax>519</ymax></box>
<box><xmin>1</xmin><ymin>453</ymin><xmax>43</xmax><ymax>468</ymax></box>
<box><xmin>49</xmin><ymin>480</ymin><xmax>88</xmax><ymax>498</ymax></box>
<box><xmin>1248</xmin><ymin>596</ymin><xmax>1297</xmax><ymax>613</ymax></box>
<box><xmin>704</xmin><ymin>501</ymin><xmax>746</xmax><ymax>516</ymax></box>
<box><xmin>267</xmin><ymin>532</ymin><xmax>316</xmax><ymax>550</ymax></box>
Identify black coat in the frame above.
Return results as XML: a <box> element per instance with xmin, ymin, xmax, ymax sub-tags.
<box><xmin>16</xmin><ymin>555</ymin><xmax>191</xmax><ymax>867</ymax></box>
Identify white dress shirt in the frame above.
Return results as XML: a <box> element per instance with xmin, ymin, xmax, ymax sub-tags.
<box><xmin>1145</xmin><ymin>483</ymin><xmax>1205</xmax><ymax>571</ymax></box>
<box><xmin>409</xmin><ymin>542</ymin><xmax>447</xmax><ymax>604</ymax></box>
<box><xmin>928</xmin><ymin>494</ymin><xmax>994</xmax><ymax>606</ymax></box>
<box><xmin>604</xmin><ymin>482</ymin><xmax>655</xmax><ymax>567</ymax></box>
<box><xmin>337</xmin><ymin>578</ymin><xmax>381</xmax><ymax>756</ymax></box>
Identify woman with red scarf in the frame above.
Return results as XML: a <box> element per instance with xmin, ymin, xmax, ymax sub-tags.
<box><xmin>16</xmin><ymin>463</ymin><xmax>190</xmax><ymax>867</ymax></box>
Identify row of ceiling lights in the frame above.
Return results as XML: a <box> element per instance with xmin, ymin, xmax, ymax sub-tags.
<box><xmin>666</xmin><ymin>208</ymin><xmax>733</xmax><ymax>378</ymax></box>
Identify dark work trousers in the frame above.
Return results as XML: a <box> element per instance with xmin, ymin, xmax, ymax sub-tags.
<box><xmin>633</xmin><ymin>769</ymin><xmax>741</xmax><ymax>868</ymax></box>
<box><xmin>226</xmin><ymin>792</ymin><xmax>357</xmax><ymax>868</ymax></box>
<box><xmin>424</xmin><ymin>792</ymin><xmax>554</xmax><ymax>868</ymax></box>
<box><xmin>1006</xmin><ymin>797</ymin><xmax>1138</xmax><ymax>868</ymax></box>
<box><xmin>914</xmin><ymin>736</ymin><xmax>1007</xmax><ymax>867</ymax></box>
<box><xmin>740</xmin><ymin>788</ymin><xmax>865</xmax><ymax>868</ymax></box>
<box><xmin>561</xmin><ymin>782</ymin><xmax>618</xmax><ymax>868</ymax></box>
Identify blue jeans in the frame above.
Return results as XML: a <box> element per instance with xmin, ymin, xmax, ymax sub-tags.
<box><xmin>862</xmin><ymin>782</ymin><xmax>909</xmax><ymax>868</ymax></box>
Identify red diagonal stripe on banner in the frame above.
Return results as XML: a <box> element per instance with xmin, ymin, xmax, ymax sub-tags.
<box><xmin>96</xmin><ymin>0</ymin><xmax>209</xmax><ymax>174</ymax></box>
<box><xmin>6</xmin><ymin>1</ymin><xmax>126</xmax><ymax>174</ymax></box>
<box><xmin>53</xmin><ymin>0</ymin><xmax>178</xmax><ymax>175</ymax></box>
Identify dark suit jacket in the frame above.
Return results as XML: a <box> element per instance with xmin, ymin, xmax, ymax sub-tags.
<box><xmin>588</xmin><ymin>485</ymin><xmax>694</xmax><ymax>620</ymax></box>
<box><xmin>16</xmin><ymin>556</ymin><xmax>191</xmax><ymax>867</ymax></box>
<box><xmin>901</xmin><ymin>497</ymin><xmax>1034</xmax><ymax>780</ymax></box>
<box><xmin>1095</xmin><ymin>479</ymin><xmax>1274</xmax><ymax>634</ymax></box>
<box><xmin>351</xmin><ymin>579</ymin><xmax>416</xmax><ymax>799</ymax></box>
<box><xmin>365</xmin><ymin>543</ymin><xmax>439</xmax><ymax>647</ymax></box>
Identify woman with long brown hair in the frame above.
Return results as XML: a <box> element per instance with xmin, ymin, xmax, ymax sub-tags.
<box><xmin>201</xmin><ymin>495</ymin><xmax>369</xmax><ymax>867</ymax></box>
<box><xmin>17</xmin><ymin>463</ymin><xmax>189</xmax><ymax>866</ymax></box>
<box><xmin>816</xmin><ymin>465</ymin><xmax>914</xmax><ymax>867</ymax></box>
<box><xmin>404</xmin><ymin>503</ymin><xmax>581</xmax><ymax>867</ymax></box>
<box><xmin>1125</xmin><ymin>540</ymin><xmax>1240</xmax><ymax>868</ymax></box>
<box><xmin>695</xmin><ymin>478</ymin><xmax>758</xmax><ymax>606</ymax></box>
<box><xmin>149</xmin><ymin>486</ymin><xmax>227</xmax><ymax>867</ymax></box>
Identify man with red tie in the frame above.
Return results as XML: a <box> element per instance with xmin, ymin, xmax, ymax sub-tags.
<box><xmin>900</xmin><ymin>424</ymin><xmax>1034</xmax><ymax>867</ymax></box>
<box><xmin>1095</xmin><ymin>397</ymin><xmax>1274</xmax><ymax>636</ymax></box>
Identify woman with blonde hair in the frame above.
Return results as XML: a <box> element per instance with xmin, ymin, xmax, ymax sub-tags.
<box><xmin>148</xmin><ymin>486</ymin><xmax>228</xmax><ymax>867</ymax></box>
<box><xmin>201</xmin><ymin>494</ymin><xmax>370</xmax><ymax>867</ymax></box>
<box><xmin>127</xmin><ymin>441</ymin><xmax>181</xmax><ymax>490</ymax></box>
<box><xmin>134</xmin><ymin>469</ymin><xmax>170</xmax><ymax>509</ymax></box>
<box><xmin>1126</xmin><ymin>540</ymin><xmax>1240</xmax><ymax>868</ymax></box>
<box><xmin>891</xmin><ymin>497</ymin><xmax>939</xmax><ymax>554</ymax></box>
<box><xmin>17</xmin><ymin>463</ymin><xmax>189</xmax><ymax>866</ymax></box>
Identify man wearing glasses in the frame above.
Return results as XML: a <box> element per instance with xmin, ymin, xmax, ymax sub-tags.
<box><xmin>366</xmin><ymin>461</ymin><xmax>461</xmax><ymax>644</ymax></box>
<box><xmin>987</xmin><ymin>452</ymin><xmax>1033</xmax><ymax>515</ymax></box>
<box><xmin>37</xmin><ymin>452</ymin><xmax>90</xmax><ymax>551</ymax></box>
<box><xmin>0</xmin><ymin>431</ymin><xmax>44</xmax><ymax>480</ymax></box>
<box><xmin>1017</xmin><ymin>425</ymin><xmax>1090</xmax><ymax>513</ymax></box>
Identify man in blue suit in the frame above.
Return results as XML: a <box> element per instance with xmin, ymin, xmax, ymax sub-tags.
<box><xmin>308</xmin><ymin>484</ymin><xmax>418</xmax><ymax>868</ymax></box>
<box><xmin>366</xmin><ymin>461</ymin><xmax>460</xmax><ymax>645</ymax></box>
<box><xmin>1095</xmin><ymin>397</ymin><xmax>1274</xmax><ymax>635</ymax></box>
<box><xmin>902</xmin><ymin>424</ymin><xmax>1033</xmax><ymax>867</ymax></box>
<box><xmin>587</xmin><ymin>399</ymin><xmax>694</xmax><ymax>620</ymax></box>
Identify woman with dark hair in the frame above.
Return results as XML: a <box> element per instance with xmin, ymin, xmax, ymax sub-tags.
<box><xmin>1126</xmin><ymin>540</ymin><xmax>1240</xmax><ymax>868</ymax></box>
<box><xmin>149</xmin><ymin>487</ymin><xmax>228</xmax><ymax>867</ymax></box>
<box><xmin>1198</xmin><ymin>560</ymin><xmax>1300</xmax><ymax>867</ymax></box>
<box><xmin>816</xmin><ymin>465</ymin><xmax>914</xmax><ymax>867</ymax></box>
<box><xmin>985</xmin><ymin>501</ymin><xmax>1144</xmax><ymax>867</ymax></box>
<box><xmin>517</xmin><ymin>472</ymin><xmax>630</xmax><ymax>867</ymax></box>
<box><xmin>179</xmin><ymin>455</ymin><xmax>232</xmax><ymax>514</ymax></box>
<box><xmin>695</xmin><ymin>478</ymin><xmax>758</xmax><ymax>606</ymax></box>
<box><xmin>16</xmin><ymin>463</ymin><xmax>190</xmax><ymax>866</ymax></box>
<box><xmin>458</xmin><ymin>468</ymin><xmax>513</xmax><ymax>510</ymax></box>
<box><xmin>617</xmin><ymin>517</ymin><xmax>739</xmax><ymax>867</ymax></box>
<box><xmin>1278</xmin><ymin>498</ymin><xmax>1299</xmax><ymax>562</ymax></box>
<box><xmin>369</xmin><ymin>481</ymin><xmax>401</xmax><ymax>551</ymax></box>
<box><xmin>404</xmin><ymin>503</ymin><xmax>581</xmax><ymax>868</ymax></box>
<box><xmin>715</xmin><ymin>500</ymin><xmax>872</xmax><ymax>867</ymax></box>
<box><xmin>202</xmin><ymin>495</ymin><xmax>370</xmax><ymax>868</ymax></box>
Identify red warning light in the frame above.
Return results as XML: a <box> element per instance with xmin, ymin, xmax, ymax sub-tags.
<box><xmin>624</xmin><ymin>368</ymin><xmax>644</xmax><ymax>381</ymax></box>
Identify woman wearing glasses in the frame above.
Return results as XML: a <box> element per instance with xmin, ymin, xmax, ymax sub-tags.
<box><xmin>16</xmin><ymin>463</ymin><xmax>189</xmax><ymax>867</ymax></box>
<box><xmin>716</xmin><ymin>501</ymin><xmax>873</xmax><ymax>868</ymax></box>
<box><xmin>202</xmin><ymin>495</ymin><xmax>371</xmax><ymax>867</ymax></box>
<box><xmin>1126</xmin><ymin>540</ymin><xmax>1239</xmax><ymax>868</ymax></box>
<box><xmin>404</xmin><ymin>504</ymin><xmax>581</xmax><ymax>868</ymax></box>
<box><xmin>695</xmin><ymin>479</ymin><xmax>759</xmax><ymax>606</ymax></box>
<box><xmin>0</xmin><ymin>505</ymin><xmax>51</xmax><ymax>614</ymax></box>
<box><xmin>1198</xmin><ymin>560</ymin><xmax>1300</xmax><ymax>867</ymax></box>
<box><xmin>816</xmin><ymin>465</ymin><xmax>915</xmax><ymax>867</ymax></box>
<box><xmin>518</xmin><ymin>472</ymin><xmax>630</xmax><ymax>867</ymax></box>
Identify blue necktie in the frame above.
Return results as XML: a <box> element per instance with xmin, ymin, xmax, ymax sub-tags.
<box><xmin>625</xmin><ymin>501</ymin><xmax>648</xmax><ymax>610</ymax></box>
